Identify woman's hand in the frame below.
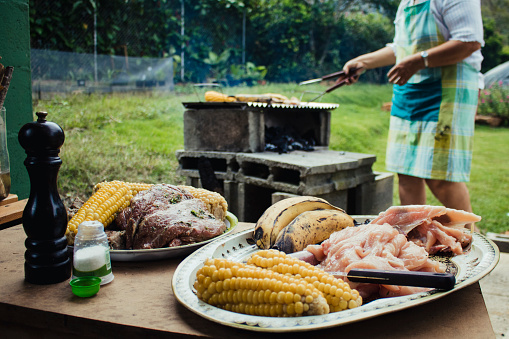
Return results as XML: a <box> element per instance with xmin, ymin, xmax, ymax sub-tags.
<box><xmin>387</xmin><ymin>41</ymin><xmax>481</xmax><ymax>86</ymax></box>
<box><xmin>342</xmin><ymin>61</ymin><xmax>366</xmax><ymax>85</ymax></box>
<box><xmin>340</xmin><ymin>46</ymin><xmax>397</xmax><ymax>85</ymax></box>
<box><xmin>387</xmin><ymin>54</ymin><xmax>424</xmax><ymax>86</ymax></box>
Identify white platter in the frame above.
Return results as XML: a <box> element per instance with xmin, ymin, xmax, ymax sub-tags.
<box><xmin>172</xmin><ymin>221</ymin><xmax>500</xmax><ymax>332</ymax></box>
<box><xmin>109</xmin><ymin>212</ymin><xmax>238</xmax><ymax>262</ymax></box>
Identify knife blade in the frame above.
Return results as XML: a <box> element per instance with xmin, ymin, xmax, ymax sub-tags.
<box><xmin>331</xmin><ymin>269</ymin><xmax>456</xmax><ymax>290</ymax></box>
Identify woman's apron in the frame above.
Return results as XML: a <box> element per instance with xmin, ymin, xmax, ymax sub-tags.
<box><xmin>386</xmin><ymin>0</ymin><xmax>479</xmax><ymax>182</ymax></box>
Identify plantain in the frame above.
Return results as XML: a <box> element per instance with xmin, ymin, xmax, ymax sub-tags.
<box><xmin>253</xmin><ymin>196</ymin><xmax>344</xmax><ymax>249</ymax></box>
<box><xmin>272</xmin><ymin>209</ymin><xmax>354</xmax><ymax>254</ymax></box>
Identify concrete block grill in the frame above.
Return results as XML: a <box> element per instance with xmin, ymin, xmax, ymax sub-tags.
<box><xmin>176</xmin><ymin>149</ymin><xmax>393</xmax><ymax>222</ymax></box>
<box><xmin>182</xmin><ymin>101</ymin><xmax>338</xmax><ymax>153</ymax></box>
<box><xmin>178</xmin><ymin>99</ymin><xmax>393</xmax><ymax>222</ymax></box>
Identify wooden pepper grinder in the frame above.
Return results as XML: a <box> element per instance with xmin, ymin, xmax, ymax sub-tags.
<box><xmin>18</xmin><ymin>111</ymin><xmax>71</xmax><ymax>284</ymax></box>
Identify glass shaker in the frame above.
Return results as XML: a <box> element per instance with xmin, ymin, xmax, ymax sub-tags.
<box><xmin>0</xmin><ymin>107</ymin><xmax>10</xmax><ymax>200</ymax></box>
<box><xmin>72</xmin><ymin>220</ymin><xmax>114</xmax><ymax>285</ymax></box>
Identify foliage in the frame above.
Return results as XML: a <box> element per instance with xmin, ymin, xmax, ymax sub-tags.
<box><xmin>201</xmin><ymin>49</ymin><xmax>233</xmax><ymax>80</ymax></box>
<box><xmin>28</xmin><ymin>0</ymin><xmax>400</xmax><ymax>84</ymax></box>
<box><xmin>230</xmin><ymin>62</ymin><xmax>267</xmax><ymax>81</ymax></box>
<box><xmin>478</xmin><ymin>81</ymin><xmax>509</xmax><ymax>123</ymax></box>
<box><xmin>481</xmin><ymin>0</ymin><xmax>509</xmax><ymax>45</ymax></box>
<box><xmin>482</xmin><ymin>19</ymin><xmax>508</xmax><ymax>73</ymax></box>
<box><xmin>30</xmin><ymin>0</ymin><xmax>184</xmax><ymax>57</ymax></box>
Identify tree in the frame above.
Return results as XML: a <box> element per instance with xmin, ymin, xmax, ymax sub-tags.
<box><xmin>482</xmin><ymin>0</ymin><xmax>509</xmax><ymax>45</ymax></box>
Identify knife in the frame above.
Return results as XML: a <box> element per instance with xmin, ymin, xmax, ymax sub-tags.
<box><xmin>331</xmin><ymin>268</ymin><xmax>456</xmax><ymax>290</ymax></box>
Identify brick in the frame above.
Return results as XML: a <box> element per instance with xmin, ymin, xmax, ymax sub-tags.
<box><xmin>349</xmin><ymin>171</ymin><xmax>394</xmax><ymax>215</ymax></box>
<box><xmin>235</xmin><ymin>149</ymin><xmax>376</xmax><ymax>196</ymax></box>
<box><xmin>175</xmin><ymin>150</ymin><xmax>238</xmax><ymax>182</ymax></box>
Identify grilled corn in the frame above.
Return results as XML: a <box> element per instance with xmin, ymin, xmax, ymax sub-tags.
<box><xmin>178</xmin><ymin>185</ymin><xmax>228</xmax><ymax>220</ymax></box>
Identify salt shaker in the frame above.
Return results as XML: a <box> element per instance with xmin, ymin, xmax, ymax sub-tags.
<box><xmin>72</xmin><ymin>220</ymin><xmax>114</xmax><ymax>285</ymax></box>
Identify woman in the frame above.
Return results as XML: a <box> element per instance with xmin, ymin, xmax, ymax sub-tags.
<box><xmin>342</xmin><ymin>0</ymin><xmax>484</xmax><ymax>216</ymax></box>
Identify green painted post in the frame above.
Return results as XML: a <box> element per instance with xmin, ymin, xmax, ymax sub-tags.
<box><xmin>0</xmin><ymin>0</ymin><xmax>32</xmax><ymax>199</ymax></box>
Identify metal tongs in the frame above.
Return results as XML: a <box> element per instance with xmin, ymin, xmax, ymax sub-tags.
<box><xmin>299</xmin><ymin>67</ymin><xmax>361</xmax><ymax>102</ymax></box>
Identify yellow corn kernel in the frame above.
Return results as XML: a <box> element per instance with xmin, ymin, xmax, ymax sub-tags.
<box><xmin>66</xmin><ymin>180</ymin><xmax>148</xmax><ymax>245</ymax></box>
<box><xmin>178</xmin><ymin>185</ymin><xmax>228</xmax><ymax>220</ymax></box>
<box><xmin>247</xmin><ymin>249</ymin><xmax>363</xmax><ymax>312</ymax></box>
<box><xmin>194</xmin><ymin>257</ymin><xmax>330</xmax><ymax>317</ymax></box>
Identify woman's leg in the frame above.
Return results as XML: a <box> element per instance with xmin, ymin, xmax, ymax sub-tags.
<box><xmin>425</xmin><ymin>179</ymin><xmax>472</xmax><ymax>212</ymax></box>
<box><xmin>425</xmin><ymin>179</ymin><xmax>476</xmax><ymax>230</ymax></box>
<box><xmin>398</xmin><ymin>174</ymin><xmax>427</xmax><ymax>205</ymax></box>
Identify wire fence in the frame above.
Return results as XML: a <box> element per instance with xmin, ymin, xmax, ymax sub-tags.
<box><xmin>31</xmin><ymin>49</ymin><xmax>174</xmax><ymax>99</ymax></box>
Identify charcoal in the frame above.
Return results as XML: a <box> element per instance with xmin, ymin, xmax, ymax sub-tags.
<box><xmin>265</xmin><ymin>126</ymin><xmax>315</xmax><ymax>153</ymax></box>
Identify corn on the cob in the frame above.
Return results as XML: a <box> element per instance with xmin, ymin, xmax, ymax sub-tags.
<box><xmin>194</xmin><ymin>257</ymin><xmax>330</xmax><ymax>317</ymax></box>
<box><xmin>93</xmin><ymin>181</ymin><xmax>153</xmax><ymax>195</ymax></box>
<box><xmin>178</xmin><ymin>185</ymin><xmax>228</xmax><ymax>220</ymax></box>
<box><xmin>66</xmin><ymin>181</ymin><xmax>153</xmax><ymax>245</ymax></box>
<box><xmin>205</xmin><ymin>91</ymin><xmax>236</xmax><ymax>102</ymax></box>
<box><xmin>247</xmin><ymin>249</ymin><xmax>362</xmax><ymax>312</ymax></box>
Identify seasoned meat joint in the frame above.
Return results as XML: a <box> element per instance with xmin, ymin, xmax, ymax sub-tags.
<box><xmin>113</xmin><ymin>184</ymin><xmax>227</xmax><ymax>249</ymax></box>
<box><xmin>133</xmin><ymin>199</ymin><xmax>227</xmax><ymax>249</ymax></box>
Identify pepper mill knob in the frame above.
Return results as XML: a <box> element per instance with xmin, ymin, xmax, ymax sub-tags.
<box><xmin>18</xmin><ymin>111</ymin><xmax>71</xmax><ymax>284</ymax></box>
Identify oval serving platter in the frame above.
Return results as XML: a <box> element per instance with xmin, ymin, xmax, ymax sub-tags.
<box><xmin>109</xmin><ymin>211</ymin><xmax>238</xmax><ymax>262</ymax></box>
<box><xmin>172</xmin><ymin>218</ymin><xmax>500</xmax><ymax>332</ymax></box>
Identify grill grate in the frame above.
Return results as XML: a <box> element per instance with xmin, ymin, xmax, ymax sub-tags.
<box><xmin>182</xmin><ymin>101</ymin><xmax>339</xmax><ymax>110</ymax></box>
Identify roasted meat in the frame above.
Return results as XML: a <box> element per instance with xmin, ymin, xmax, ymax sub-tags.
<box><xmin>113</xmin><ymin>184</ymin><xmax>226</xmax><ymax>250</ymax></box>
<box><xmin>115</xmin><ymin>184</ymin><xmax>194</xmax><ymax>248</ymax></box>
<box><xmin>133</xmin><ymin>199</ymin><xmax>227</xmax><ymax>249</ymax></box>
<box><xmin>106</xmin><ymin>230</ymin><xmax>126</xmax><ymax>250</ymax></box>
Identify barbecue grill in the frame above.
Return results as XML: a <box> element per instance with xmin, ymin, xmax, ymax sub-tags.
<box><xmin>182</xmin><ymin>101</ymin><xmax>338</xmax><ymax>153</ymax></box>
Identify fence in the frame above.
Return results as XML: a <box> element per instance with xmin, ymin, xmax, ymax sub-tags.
<box><xmin>31</xmin><ymin>49</ymin><xmax>174</xmax><ymax>98</ymax></box>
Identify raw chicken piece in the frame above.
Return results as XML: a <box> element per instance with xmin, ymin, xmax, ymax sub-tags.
<box><xmin>369</xmin><ymin>205</ymin><xmax>480</xmax><ymax>255</ymax></box>
<box><xmin>307</xmin><ymin>223</ymin><xmax>446</xmax><ymax>300</ymax></box>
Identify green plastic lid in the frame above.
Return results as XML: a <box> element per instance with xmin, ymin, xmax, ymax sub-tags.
<box><xmin>69</xmin><ymin>276</ymin><xmax>101</xmax><ymax>298</ymax></box>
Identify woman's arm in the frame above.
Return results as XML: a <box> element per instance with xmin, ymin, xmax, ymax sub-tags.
<box><xmin>423</xmin><ymin>40</ymin><xmax>481</xmax><ymax>68</ymax></box>
<box><xmin>387</xmin><ymin>40</ymin><xmax>481</xmax><ymax>85</ymax></box>
<box><xmin>342</xmin><ymin>46</ymin><xmax>396</xmax><ymax>84</ymax></box>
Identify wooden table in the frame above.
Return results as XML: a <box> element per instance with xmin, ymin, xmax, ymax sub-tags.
<box><xmin>0</xmin><ymin>223</ymin><xmax>496</xmax><ymax>338</ymax></box>
<box><xmin>0</xmin><ymin>194</ymin><xmax>27</xmax><ymax>230</ymax></box>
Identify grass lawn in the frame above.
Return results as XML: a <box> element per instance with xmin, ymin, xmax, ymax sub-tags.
<box><xmin>33</xmin><ymin>83</ymin><xmax>509</xmax><ymax>234</ymax></box>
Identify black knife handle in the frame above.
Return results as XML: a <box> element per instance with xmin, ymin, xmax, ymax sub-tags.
<box><xmin>347</xmin><ymin>269</ymin><xmax>456</xmax><ymax>290</ymax></box>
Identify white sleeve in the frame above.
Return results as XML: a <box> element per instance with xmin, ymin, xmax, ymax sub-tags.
<box><xmin>389</xmin><ymin>1</ymin><xmax>408</xmax><ymax>53</ymax></box>
<box><xmin>438</xmin><ymin>0</ymin><xmax>484</xmax><ymax>46</ymax></box>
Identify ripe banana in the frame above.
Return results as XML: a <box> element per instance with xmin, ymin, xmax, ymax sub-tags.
<box><xmin>253</xmin><ymin>196</ymin><xmax>344</xmax><ymax>249</ymax></box>
<box><xmin>272</xmin><ymin>209</ymin><xmax>354</xmax><ymax>254</ymax></box>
